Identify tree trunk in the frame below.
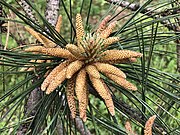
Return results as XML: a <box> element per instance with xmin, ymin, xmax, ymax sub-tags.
<box><xmin>18</xmin><ymin>0</ymin><xmax>61</xmax><ymax>134</ymax></box>
<box><xmin>0</xmin><ymin>4</ymin><xmax>3</xmax><ymax>49</ymax></box>
<box><xmin>45</xmin><ymin>0</ymin><xmax>60</xmax><ymax>26</ymax></box>
<box><xmin>176</xmin><ymin>40</ymin><xmax>180</xmax><ymax>72</ymax></box>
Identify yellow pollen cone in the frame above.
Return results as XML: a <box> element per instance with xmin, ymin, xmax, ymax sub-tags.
<box><xmin>76</xmin><ymin>14</ymin><xmax>85</xmax><ymax>53</ymax></box>
<box><xmin>86</xmin><ymin>65</ymin><xmax>100</xmax><ymax>79</ymax></box>
<box><xmin>26</xmin><ymin>47</ymin><xmax>75</xmax><ymax>59</ymax></box>
<box><xmin>66</xmin><ymin>44</ymin><xmax>83</xmax><ymax>58</ymax></box>
<box><xmin>89</xmin><ymin>76</ymin><xmax>115</xmax><ymax>116</ymax></box>
<box><xmin>106</xmin><ymin>58</ymin><xmax>137</xmax><ymax>64</ymax></box>
<box><xmin>66</xmin><ymin>60</ymin><xmax>84</xmax><ymax>79</ymax></box>
<box><xmin>46</xmin><ymin>68</ymin><xmax>67</xmax><ymax>94</ymax></box>
<box><xmin>76</xmin><ymin>14</ymin><xmax>84</xmax><ymax>42</ymax></box>
<box><xmin>144</xmin><ymin>115</ymin><xmax>156</xmax><ymax>135</ymax></box>
<box><xmin>55</xmin><ymin>15</ymin><xmax>62</xmax><ymax>33</ymax></box>
<box><xmin>41</xmin><ymin>61</ymin><xmax>69</xmax><ymax>91</ymax></box>
<box><xmin>24</xmin><ymin>46</ymin><xmax>43</xmax><ymax>52</ymax></box>
<box><xmin>97</xmin><ymin>15</ymin><xmax>111</xmax><ymax>33</ymax></box>
<box><xmin>105</xmin><ymin>73</ymin><xmax>137</xmax><ymax>91</ymax></box>
<box><xmin>25</xmin><ymin>26</ymin><xmax>44</xmax><ymax>44</ymax></box>
<box><xmin>103</xmin><ymin>37</ymin><xmax>120</xmax><ymax>48</ymax></box>
<box><xmin>101</xmin><ymin>80</ymin><xmax>115</xmax><ymax>116</ymax></box>
<box><xmin>38</xmin><ymin>34</ymin><xmax>56</xmax><ymax>48</ymax></box>
<box><xmin>41</xmin><ymin>48</ymin><xmax>75</xmax><ymax>59</ymax></box>
<box><xmin>94</xmin><ymin>62</ymin><xmax>126</xmax><ymax>78</ymax></box>
<box><xmin>75</xmin><ymin>68</ymin><xmax>86</xmax><ymax>101</ymax></box>
<box><xmin>101</xmin><ymin>50</ymin><xmax>143</xmax><ymax>62</ymax></box>
<box><xmin>66</xmin><ymin>77</ymin><xmax>76</xmax><ymax>119</ymax></box>
<box><xmin>125</xmin><ymin>121</ymin><xmax>137</xmax><ymax>135</ymax></box>
<box><xmin>100</xmin><ymin>21</ymin><xmax>117</xmax><ymax>39</ymax></box>
<box><xmin>79</xmin><ymin>86</ymin><xmax>88</xmax><ymax>122</ymax></box>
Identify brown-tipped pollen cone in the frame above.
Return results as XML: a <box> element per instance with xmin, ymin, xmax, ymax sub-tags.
<box><xmin>24</xmin><ymin>14</ymin><xmax>142</xmax><ymax>122</ymax></box>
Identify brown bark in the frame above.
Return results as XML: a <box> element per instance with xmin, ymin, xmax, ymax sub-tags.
<box><xmin>176</xmin><ymin>40</ymin><xmax>180</xmax><ymax>72</ymax></box>
<box><xmin>18</xmin><ymin>0</ymin><xmax>38</xmax><ymax>24</ymax></box>
<box><xmin>75</xmin><ymin>117</ymin><xmax>91</xmax><ymax>135</ymax></box>
<box><xmin>0</xmin><ymin>4</ymin><xmax>3</xmax><ymax>49</ymax></box>
<box><xmin>45</xmin><ymin>0</ymin><xmax>60</xmax><ymax>26</ymax></box>
<box><xmin>105</xmin><ymin>0</ymin><xmax>180</xmax><ymax>32</ymax></box>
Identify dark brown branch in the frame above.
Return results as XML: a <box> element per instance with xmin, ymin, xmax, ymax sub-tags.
<box><xmin>0</xmin><ymin>4</ymin><xmax>4</xmax><ymax>49</ymax></box>
<box><xmin>18</xmin><ymin>0</ymin><xmax>38</xmax><ymax>24</ymax></box>
<box><xmin>17</xmin><ymin>86</ymin><xmax>43</xmax><ymax>135</ymax></box>
<box><xmin>176</xmin><ymin>40</ymin><xmax>180</xmax><ymax>72</ymax></box>
<box><xmin>75</xmin><ymin>117</ymin><xmax>91</xmax><ymax>135</ymax></box>
<box><xmin>105</xmin><ymin>0</ymin><xmax>180</xmax><ymax>32</ymax></box>
<box><xmin>106</xmin><ymin>0</ymin><xmax>140</xmax><ymax>11</ymax></box>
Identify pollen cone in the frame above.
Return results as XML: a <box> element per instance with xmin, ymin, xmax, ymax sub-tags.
<box><xmin>76</xmin><ymin>14</ymin><xmax>85</xmax><ymax>52</ymax></box>
<box><xmin>144</xmin><ymin>115</ymin><xmax>156</xmax><ymax>135</ymax></box>
<box><xmin>75</xmin><ymin>68</ymin><xmax>86</xmax><ymax>100</ymax></box>
<box><xmin>66</xmin><ymin>60</ymin><xmax>84</xmax><ymax>79</ymax></box>
<box><xmin>76</xmin><ymin>14</ymin><xmax>84</xmax><ymax>42</ymax></box>
<box><xmin>105</xmin><ymin>73</ymin><xmax>137</xmax><ymax>91</ymax></box>
<box><xmin>101</xmin><ymin>50</ymin><xmax>142</xmax><ymax>62</ymax></box>
<box><xmin>94</xmin><ymin>62</ymin><xmax>126</xmax><ymax>78</ymax></box>
<box><xmin>26</xmin><ymin>46</ymin><xmax>75</xmax><ymax>59</ymax></box>
<box><xmin>25</xmin><ymin>46</ymin><xmax>43</xmax><ymax>52</ymax></box>
<box><xmin>100</xmin><ymin>21</ymin><xmax>117</xmax><ymax>39</ymax></box>
<box><xmin>25</xmin><ymin>26</ymin><xmax>44</xmax><ymax>44</ymax></box>
<box><xmin>79</xmin><ymin>86</ymin><xmax>88</xmax><ymax>122</ymax></box>
<box><xmin>55</xmin><ymin>15</ymin><xmax>62</xmax><ymax>33</ymax></box>
<box><xmin>66</xmin><ymin>44</ymin><xmax>83</xmax><ymax>58</ymax></box>
<box><xmin>101</xmin><ymin>80</ymin><xmax>115</xmax><ymax>116</ymax></box>
<box><xmin>41</xmin><ymin>61</ymin><xmax>69</xmax><ymax>91</ymax></box>
<box><xmin>103</xmin><ymin>37</ymin><xmax>120</xmax><ymax>48</ymax></box>
<box><xmin>46</xmin><ymin>67</ymin><xmax>67</xmax><ymax>94</ymax></box>
<box><xmin>106</xmin><ymin>58</ymin><xmax>137</xmax><ymax>64</ymax></box>
<box><xmin>41</xmin><ymin>48</ymin><xmax>75</xmax><ymax>59</ymax></box>
<box><xmin>66</xmin><ymin>77</ymin><xmax>76</xmax><ymax>119</ymax></box>
<box><xmin>97</xmin><ymin>15</ymin><xmax>111</xmax><ymax>33</ymax></box>
<box><xmin>125</xmin><ymin>121</ymin><xmax>137</xmax><ymax>135</ymax></box>
<box><xmin>38</xmin><ymin>34</ymin><xmax>56</xmax><ymax>48</ymax></box>
<box><xmin>86</xmin><ymin>65</ymin><xmax>100</xmax><ymax>79</ymax></box>
<box><xmin>90</xmin><ymin>76</ymin><xmax>115</xmax><ymax>116</ymax></box>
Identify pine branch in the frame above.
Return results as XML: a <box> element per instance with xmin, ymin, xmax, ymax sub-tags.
<box><xmin>105</xmin><ymin>0</ymin><xmax>180</xmax><ymax>32</ymax></box>
<box><xmin>75</xmin><ymin>117</ymin><xmax>91</xmax><ymax>135</ymax></box>
<box><xmin>18</xmin><ymin>0</ymin><xmax>38</xmax><ymax>23</ymax></box>
<box><xmin>45</xmin><ymin>0</ymin><xmax>60</xmax><ymax>26</ymax></box>
<box><xmin>0</xmin><ymin>4</ymin><xmax>3</xmax><ymax>49</ymax></box>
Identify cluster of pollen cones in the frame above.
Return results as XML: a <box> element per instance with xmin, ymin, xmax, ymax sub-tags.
<box><xmin>125</xmin><ymin>115</ymin><xmax>157</xmax><ymax>135</ymax></box>
<box><xmin>24</xmin><ymin>14</ymin><xmax>142</xmax><ymax>121</ymax></box>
